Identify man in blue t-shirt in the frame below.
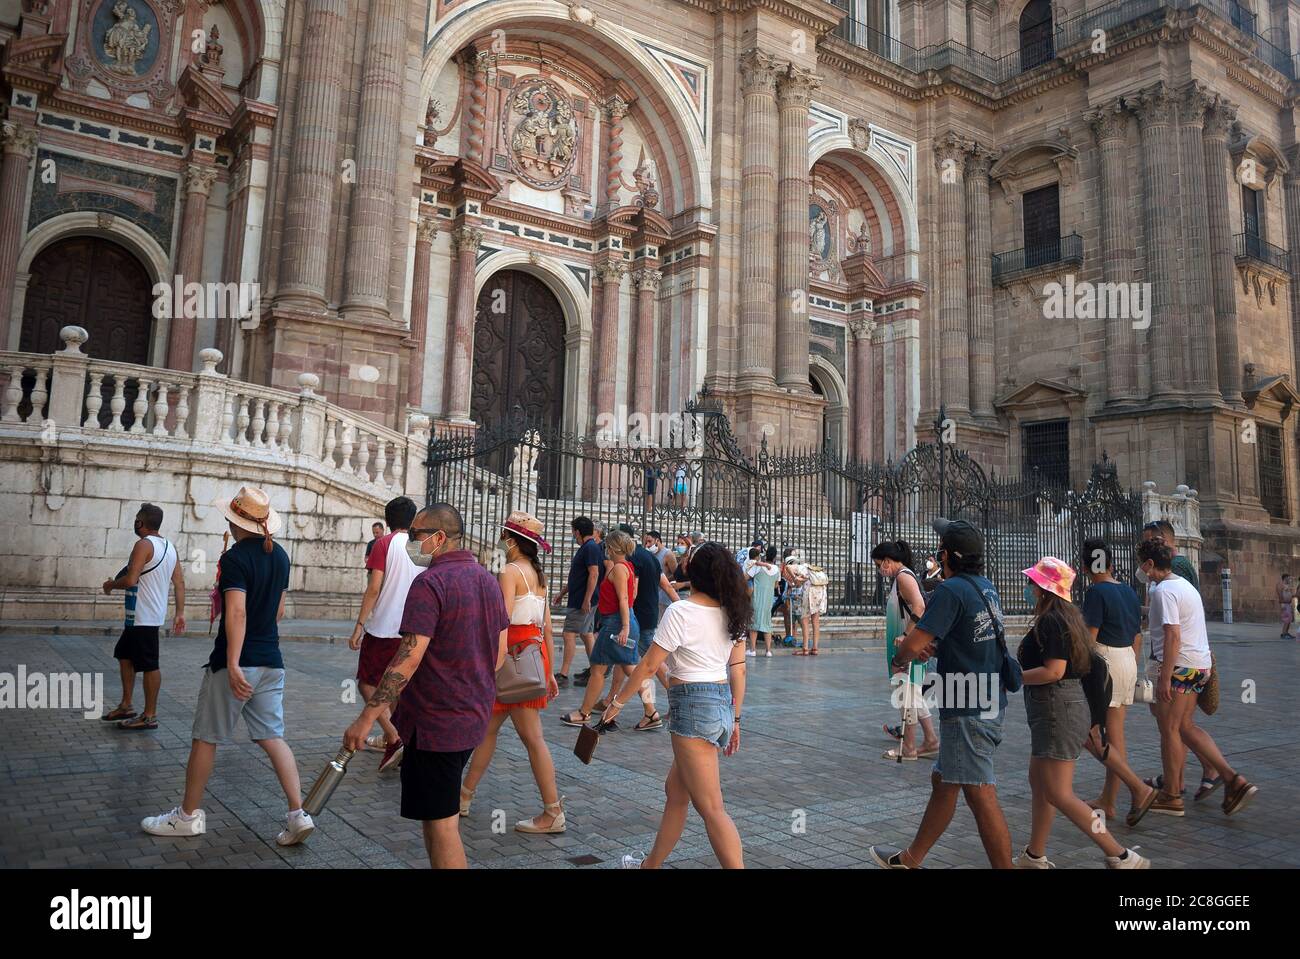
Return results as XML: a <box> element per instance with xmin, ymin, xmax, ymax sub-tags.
<box><xmin>553</xmin><ymin>516</ymin><xmax>603</xmax><ymax>687</ymax></box>
<box><xmin>141</xmin><ymin>486</ymin><xmax>313</xmax><ymax>847</ymax></box>
<box><xmin>869</xmin><ymin>518</ymin><xmax>1014</xmax><ymax>870</ymax></box>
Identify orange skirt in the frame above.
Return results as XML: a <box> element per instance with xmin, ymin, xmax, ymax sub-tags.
<box><xmin>493</xmin><ymin>623</ymin><xmax>552</xmax><ymax>712</ymax></box>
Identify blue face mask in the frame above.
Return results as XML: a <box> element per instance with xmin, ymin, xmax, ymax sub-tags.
<box><xmin>1024</xmin><ymin>582</ymin><xmax>1038</xmax><ymax>606</ymax></box>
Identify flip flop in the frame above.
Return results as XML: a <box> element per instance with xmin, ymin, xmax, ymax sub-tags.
<box><xmin>118</xmin><ymin>715</ymin><xmax>158</xmax><ymax>731</ymax></box>
<box><xmin>635</xmin><ymin>712</ymin><xmax>662</xmax><ymax>731</ymax></box>
<box><xmin>916</xmin><ymin>748</ymin><xmax>940</xmax><ymax>759</ymax></box>
<box><xmin>101</xmin><ymin>706</ymin><xmax>137</xmax><ymax>722</ymax></box>
<box><xmin>883</xmin><ymin>748</ymin><xmax>918</xmax><ymax>761</ymax></box>
<box><xmin>1193</xmin><ymin>775</ymin><xmax>1223</xmax><ymax>801</ymax></box>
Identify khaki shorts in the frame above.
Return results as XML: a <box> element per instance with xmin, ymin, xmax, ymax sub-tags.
<box><xmin>1095</xmin><ymin>643</ymin><xmax>1137</xmax><ymax>707</ymax></box>
<box><xmin>562</xmin><ymin>607</ymin><xmax>595</xmax><ymax>635</ymax></box>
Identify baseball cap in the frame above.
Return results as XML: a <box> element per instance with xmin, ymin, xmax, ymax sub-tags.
<box><xmin>932</xmin><ymin>517</ymin><xmax>983</xmax><ymax>559</ymax></box>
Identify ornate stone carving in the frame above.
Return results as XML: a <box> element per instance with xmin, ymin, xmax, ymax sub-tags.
<box><xmin>184</xmin><ymin>163</ymin><xmax>218</xmax><ymax>196</ymax></box>
<box><xmin>415</xmin><ymin>217</ymin><xmax>438</xmax><ymax>243</ymax></box>
<box><xmin>849</xmin><ymin>316</ymin><xmax>876</xmax><ymax>341</ymax></box>
<box><xmin>96</xmin><ymin>212</ymin><xmax>116</xmax><ymax>229</ymax></box>
<box><xmin>739</xmin><ymin>49</ymin><xmax>779</xmax><ymax>95</ymax></box>
<box><xmin>505</xmin><ymin>78</ymin><xmax>579</xmax><ymax>190</ymax></box>
<box><xmin>1204</xmin><ymin>94</ymin><xmax>1238</xmax><ymax>139</ymax></box>
<box><xmin>568</xmin><ymin>3</ymin><xmax>597</xmax><ymax>27</ymax></box>
<box><xmin>0</xmin><ymin>121</ymin><xmax>39</xmax><ymax>158</ymax></box>
<box><xmin>1086</xmin><ymin>99</ymin><xmax>1129</xmax><ymax>143</ymax></box>
<box><xmin>809</xmin><ymin>193</ymin><xmax>840</xmax><ymax>280</ymax></box>
<box><xmin>965</xmin><ymin>146</ymin><xmax>997</xmax><ymax>179</ymax></box>
<box><xmin>848</xmin><ymin>118</ymin><xmax>871</xmax><ymax>152</ymax></box>
<box><xmin>633</xmin><ymin>148</ymin><xmax>659</xmax><ymax>209</ymax></box>
<box><xmin>147</xmin><ymin>77</ymin><xmax>175</xmax><ymax>108</ymax></box>
<box><xmin>776</xmin><ymin>65</ymin><xmax>819</xmax><ymax>106</ymax></box>
<box><xmin>1127</xmin><ymin>83</ymin><xmax>1174</xmax><ymax>125</ymax></box>
<box><xmin>933</xmin><ymin>130</ymin><xmax>972</xmax><ymax>171</ymax></box>
<box><xmin>200</xmin><ymin>24</ymin><xmax>223</xmax><ymax>70</ymax></box>
<box><xmin>602</xmin><ymin>93</ymin><xmax>628</xmax><ymax>122</ymax></box>
<box><xmin>66</xmin><ymin>55</ymin><xmax>94</xmax><ymax>88</ymax></box>
<box><xmin>103</xmin><ymin>0</ymin><xmax>152</xmax><ymax>76</ymax></box>
<box><xmin>595</xmin><ymin>260</ymin><xmax>626</xmax><ymax>285</ymax></box>
<box><xmin>848</xmin><ymin>220</ymin><xmax>871</xmax><ymax>255</ymax></box>
<box><xmin>450</xmin><ymin>225</ymin><xmax>483</xmax><ymax>254</ymax></box>
<box><xmin>425</xmin><ymin>98</ymin><xmax>441</xmax><ymax>130</ymax></box>
<box><xmin>632</xmin><ymin>268</ymin><xmax>662</xmax><ymax>293</ymax></box>
<box><xmin>1177</xmin><ymin>80</ymin><xmax>1212</xmax><ymax>128</ymax></box>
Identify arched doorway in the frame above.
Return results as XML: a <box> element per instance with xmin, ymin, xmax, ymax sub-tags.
<box><xmin>19</xmin><ymin>237</ymin><xmax>154</xmax><ymax>363</ymax></box>
<box><xmin>470</xmin><ymin>269</ymin><xmax>567</xmax><ymax>427</ymax></box>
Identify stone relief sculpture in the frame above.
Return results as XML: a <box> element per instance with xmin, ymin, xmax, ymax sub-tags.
<box><xmin>809</xmin><ymin>208</ymin><xmax>829</xmax><ymax>259</ymax></box>
<box><xmin>634</xmin><ymin>148</ymin><xmax>659</xmax><ymax>209</ymax></box>
<box><xmin>507</xmin><ymin>79</ymin><xmax>579</xmax><ymax>189</ymax></box>
<box><xmin>103</xmin><ymin>0</ymin><xmax>152</xmax><ymax>76</ymax></box>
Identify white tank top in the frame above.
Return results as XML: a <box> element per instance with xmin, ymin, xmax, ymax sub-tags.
<box><xmin>133</xmin><ymin>536</ymin><xmax>176</xmax><ymax>627</ymax></box>
<box><xmin>508</xmin><ymin>563</ymin><xmax>546</xmax><ymax>626</ymax></box>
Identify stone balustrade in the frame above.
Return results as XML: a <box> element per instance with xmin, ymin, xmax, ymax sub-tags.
<box><xmin>0</xmin><ymin>326</ymin><xmax>429</xmax><ymax>501</ymax></box>
<box><xmin>1142</xmin><ymin>480</ymin><xmax>1203</xmax><ymax>567</ymax></box>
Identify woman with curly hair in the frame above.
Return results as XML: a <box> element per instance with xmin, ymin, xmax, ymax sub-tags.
<box><xmin>604</xmin><ymin>542</ymin><xmax>750</xmax><ymax>868</ymax></box>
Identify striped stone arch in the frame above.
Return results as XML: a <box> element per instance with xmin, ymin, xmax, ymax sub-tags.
<box><xmin>420</xmin><ymin>0</ymin><xmax>711</xmax><ymax>213</ymax></box>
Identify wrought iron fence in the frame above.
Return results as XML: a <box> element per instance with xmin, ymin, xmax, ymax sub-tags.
<box><xmin>426</xmin><ymin>403</ymin><xmax>1143</xmax><ymax>617</ymax></box>
<box><xmin>1234</xmin><ymin>231</ymin><xmax>1290</xmax><ymax>272</ymax></box>
<box><xmin>992</xmin><ymin>233</ymin><xmax>1084</xmax><ymax>283</ymax></box>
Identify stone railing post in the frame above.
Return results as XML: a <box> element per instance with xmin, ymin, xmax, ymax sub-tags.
<box><xmin>191</xmin><ymin>348</ymin><xmax>228</xmax><ymax>444</ymax></box>
<box><xmin>405</xmin><ymin>413</ymin><xmax>430</xmax><ymax>500</ymax></box>
<box><xmin>47</xmin><ymin>326</ymin><xmax>90</xmax><ymax>430</ymax></box>
<box><xmin>295</xmin><ymin>373</ymin><xmax>327</xmax><ymax>460</ymax></box>
<box><xmin>1141</xmin><ymin>480</ymin><xmax>1159</xmax><ymax>523</ymax></box>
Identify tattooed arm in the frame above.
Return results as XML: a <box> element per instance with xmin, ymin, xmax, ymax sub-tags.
<box><xmin>342</xmin><ymin>632</ymin><xmax>430</xmax><ymax>751</ymax></box>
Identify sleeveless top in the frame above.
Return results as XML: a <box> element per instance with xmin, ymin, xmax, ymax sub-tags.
<box><xmin>597</xmin><ymin>560</ymin><xmax>637</xmax><ymax>614</ymax></box>
<box><xmin>885</xmin><ymin>568</ymin><xmax>923</xmax><ymax>679</ymax></box>
<box><xmin>128</xmin><ymin>535</ymin><xmax>176</xmax><ymax>628</ymax></box>
<box><xmin>507</xmin><ymin>562</ymin><xmax>546</xmax><ymax>627</ymax></box>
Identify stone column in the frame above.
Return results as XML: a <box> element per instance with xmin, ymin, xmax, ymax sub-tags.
<box><xmin>1177</xmin><ymin>81</ymin><xmax>1218</xmax><ymax>398</ymax></box>
<box><xmin>602</xmin><ymin>94</ymin><xmax>627</xmax><ymax>213</ymax></box>
<box><xmin>935</xmin><ymin>131</ymin><xmax>970</xmax><ymax>414</ymax></box>
<box><xmin>632</xmin><ymin>268</ymin><xmax>661</xmax><ymax>416</ymax></box>
<box><xmin>444</xmin><ymin>225</ymin><xmax>482</xmax><ymax>421</ymax></box>
<box><xmin>850</xmin><ymin>316</ymin><xmax>875</xmax><ymax>460</ymax></box>
<box><xmin>0</xmin><ymin>121</ymin><xmax>38</xmax><ymax>350</ymax></box>
<box><xmin>965</xmin><ymin>145</ymin><xmax>996</xmax><ymax>418</ymax></box>
<box><xmin>462</xmin><ymin>49</ymin><xmax>492</xmax><ymax>167</ymax></box>
<box><xmin>776</xmin><ymin>65</ymin><xmax>818</xmax><ymax>391</ymax></box>
<box><xmin>594</xmin><ymin>261</ymin><xmax>626</xmax><ymax>419</ymax></box>
<box><xmin>166</xmin><ymin>163</ymin><xmax>218</xmax><ymax>371</ymax></box>
<box><xmin>407</xmin><ymin>216</ymin><xmax>436</xmax><ymax>409</ymax></box>
<box><xmin>1206</xmin><ymin>96</ymin><xmax>1243</xmax><ymax>405</ymax></box>
<box><xmin>1129</xmin><ymin>83</ymin><xmax>1183</xmax><ymax>399</ymax></box>
<box><xmin>276</xmin><ymin>0</ymin><xmax>348</xmax><ymax>310</ymax></box>
<box><xmin>1087</xmin><ymin>99</ymin><xmax>1139</xmax><ymax>404</ymax></box>
<box><xmin>1286</xmin><ymin>147</ymin><xmax>1300</xmax><ymax>390</ymax></box>
<box><xmin>340</xmin><ymin>0</ymin><xmax>405</xmax><ymax>324</ymax></box>
<box><xmin>738</xmin><ymin>50</ymin><xmax>779</xmax><ymax>386</ymax></box>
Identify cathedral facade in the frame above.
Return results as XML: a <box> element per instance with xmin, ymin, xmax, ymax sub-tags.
<box><xmin>3</xmin><ymin>0</ymin><xmax>1300</xmax><ymax>614</ymax></box>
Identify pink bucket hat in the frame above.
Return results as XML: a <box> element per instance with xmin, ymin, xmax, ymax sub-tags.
<box><xmin>1023</xmin><ymin>556</ymin><xmax>1076</xmax><ymax>602</ymax></box>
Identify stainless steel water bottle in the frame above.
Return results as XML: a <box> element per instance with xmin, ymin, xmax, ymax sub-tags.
<box><xmin>302</xmin><ymin>747</ymin><xmax>355</xmax><ymax>816</ymax></box>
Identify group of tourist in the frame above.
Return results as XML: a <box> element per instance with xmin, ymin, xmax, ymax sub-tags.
<box><xmin>102</xmin><ymin>487</ymin><xmax>1256</xmax><ymax>870</ymax></box>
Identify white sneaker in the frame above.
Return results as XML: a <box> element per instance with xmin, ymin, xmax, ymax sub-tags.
<box><xmin>746</xmin><ymin>649</ymin><xmax>756</xmax><ymax>657</ymax></box>
<box><xmin>276</xmin><ymin>811</ymin><xmax>316</xmax><ymax>846</ymax></box>
<box><xmin>141</xmin><ymin>806</ymin><xmax>205</xmax><ymax>837</ymax></box>
<box><xmin>765</xmin><ymin>651</ymin><xmax>773</xmax><ymax>658</ymax></box>
<box><xmin>1014</xmin><ymin>847</ymin><xmax>1055</xmax><ymax>869</ymax></box>
<box><xmin>1106</xmin><ymin>848</ymin><xmax>1150</xmax><ymax>869</ymax></box>
<box><xmin>620</xmin><ymin>853</ymin><xmax>645</xmax><ymax>869</ymax></box>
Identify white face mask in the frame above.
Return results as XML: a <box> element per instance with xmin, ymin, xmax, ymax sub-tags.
<box><xmin>1135</xmin><ymin>566</ymin><xmax>1149</xmax><ymax>584</ymax></box>
<box><xmin>406</xmin><ymin>536</ymin><xmax>433</xmax><ymax>568</ymax></box>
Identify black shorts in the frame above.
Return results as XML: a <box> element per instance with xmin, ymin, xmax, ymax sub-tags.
<box><xmin>400</xmin><ymin>746</ymin><xmax>474</xmax><ymax>821</ymax></box>
<box><xmin>113</xmin><ymin>625</ymin><xmax>160</xmax><ymax>672</ymax></box>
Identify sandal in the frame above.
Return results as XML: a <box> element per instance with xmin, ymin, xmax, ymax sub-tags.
<box><xmin>1125</xmin><ymin>786</ymin><xmax>1159</xmax><ymax>827</ymax></box>
<box><xmin>635</xmin><ymin>712</ymin><xmax>662</xmax><ymax>731</ymax></box>
<box><xmin>560</xmin><ymin>711</ymin><xmax>591</xmax><ymax>727</ymax></box>
<box><xmin>916</xmin><ymin>747</ymin><xmax>940</xmax><ymax>759</ymax></box>
<box><xmin>1143</xmin><ymin>774</ymin><xmax>1185</xmax><ymax>796</ymax></box>
<box><xmin>793</xmin><ymin>650</ymin><xmax>810</xmax><ymax>656</ymax></box>
<box><xmin>364</xmin><ymin>733</ymin><xmax>387</xmax><ymax>751</ymax></box>
<box><xmin>1222</xmin><ymin>775</ymin><xmax>1258</xmax><ymax>816</ymax></box>
<box><xmin>883</xmin><ymin>748</ymin><xmax>918</xmax><ymax>761</ymax></box>
<box><xmin>118</xmin><ymin>714</ymin><xmax>158</xmax><ymax>731</ymax></box>
<box><xmin>516</xmin><ymin>797</ymin><xmax>566</xmax><ymax>834</ymax></box>
<box><xmin>810</xmin><ymin>649</ymin><xmax>820</xmax><ymax>656</ymax></box>
<box><xmin>1193</xmin><ymin>775</ymin><xmax>1223</xmax><ymax>802</ymax></box>
<box><xmin>101</xmin><ymin>705</ymin><xmax>137</xmax><ymax>722</ymax></box>
<box><xmin>591</xmin><ymin>700</ymin><xmax>609</xmax><ymax>713</ymax></box>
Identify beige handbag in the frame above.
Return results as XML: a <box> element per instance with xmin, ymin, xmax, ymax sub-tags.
<box><xmin>496</xmin><ymin>636</ymin><xmax>548</xmax><ymax>704</ymax></box>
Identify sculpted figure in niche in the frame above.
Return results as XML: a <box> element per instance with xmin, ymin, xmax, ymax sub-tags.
<box><xmin>512</xmin><ymin>89</ymin><xmax>554</xmax><ymax>156</ymax></box>
<box><xmin>551</xmin><ymin>98</ymin><xmax>576</xmax><ymax>164</ymax></box>
<box><xmin>809</xmin><ymin>208</ymin><xmax>829</xmax><ymax>259</ymax></box>
<box><xmin>104</xmin><ymin>0</ymin><xmax>152</xmax><ymax>76</ymax></box>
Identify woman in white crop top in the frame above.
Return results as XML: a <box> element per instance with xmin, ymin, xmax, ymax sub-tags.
<box><xmin>604</xmin><ymin>542</ymin><xmax>749</xmax><ymax>868</ymax></box>
<box><xmin>460</xmin><ymin>512</ymin><xmax>566</xmax><ymax>835</ymax></box>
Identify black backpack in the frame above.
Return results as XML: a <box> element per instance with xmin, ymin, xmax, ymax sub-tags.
<box><xmin>1080</xmin><ymin>649</ymin><xmax>1114</xmax><ymax>759</ymax></box>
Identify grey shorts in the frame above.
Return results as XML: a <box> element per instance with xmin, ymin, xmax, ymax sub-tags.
<box><xmin>192</xmin><ymin>665</ymin><xmax>286</xmax><ymax>744</ymax></box>
<box><xmin>1024</xmin><ymin>679</ymin><xmax>1090</xmax><ymax>761</ymax></box>
<box><xmin>934</xmin><ymin>714</ymin><xmax>1003</xmax><ymax>785</ymax></box>
<box><xmin>562</xmin><ymin>607</ymin><xmax>596</xmax><ymax>635</ymax></box>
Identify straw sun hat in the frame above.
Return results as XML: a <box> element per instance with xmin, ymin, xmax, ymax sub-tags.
<box><xmin>502</xmin><ymin>510</ymin><xmax>551</xmax><ymax>553</ymax></box>
<box><xmin>213</xmin><ymin>486</ymin><xmax>282</xmax><ymax>536</ymax></box>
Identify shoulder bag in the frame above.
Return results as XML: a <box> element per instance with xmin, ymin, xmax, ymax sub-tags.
<box><xmin>958</xmin><ymin>574</ymin><xmax>1022</xmax><ymax>694</ymax></box>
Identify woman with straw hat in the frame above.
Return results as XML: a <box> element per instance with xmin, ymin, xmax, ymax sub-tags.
<box><xmin>459</xmin><ymin>511</ymin><xmax>566</xmax><ymax>833</ymax></box>
<box><xmin>1014</xmin><ymin>556</ymin><xmax>1149</xmax><ymax>870</ymax></box>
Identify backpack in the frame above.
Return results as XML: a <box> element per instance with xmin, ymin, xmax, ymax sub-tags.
<box><xmin>1080</xmin><ymin>649</ymin><xmax>1114</xmax><ymax>758</ymax></box>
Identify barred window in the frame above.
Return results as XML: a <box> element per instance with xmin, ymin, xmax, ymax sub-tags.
<box><xmin>1022</xmin><ymin>419</ymin><xmax>1070</xmax><ymax>490</ymax></box>
<box><xmin>1258</xmin><ymin>424</ymin><xmax>1287</xmax><ymax>519</ymax></box>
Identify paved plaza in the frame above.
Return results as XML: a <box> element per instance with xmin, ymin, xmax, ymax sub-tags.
<box><xmin>1</xmin><ymin>624</ymin><xmax>1297</xmax><ymax>869</ymax></box>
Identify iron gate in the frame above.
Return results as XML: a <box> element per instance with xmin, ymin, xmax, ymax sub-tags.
<box><xmin>425</xmin><ymin>402</ymin><xmax>1143</xmax><ymax>615</ymax></box>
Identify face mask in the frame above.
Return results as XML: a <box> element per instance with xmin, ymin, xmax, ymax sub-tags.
<box><xmin>675</xmin><ymin>545</ymin><xmax>686</xmax><ymax>555</ymax></box>
<box><xmin>406</xmin><ymin>536</ymin><xmax>433</xmax><ymax>568</ymax></box>
<box><xmin>1135</xmin><ymin>566</ymin><xmax>1149</xmax><ymax>584</ymax></box>
<box><xmin>1024</xmin><ymin>583</ymin><xmax>1038</xmax><ymax>606</ymax></box>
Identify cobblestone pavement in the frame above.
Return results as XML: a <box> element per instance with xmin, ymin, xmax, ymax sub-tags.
<box><xmin>1</xmin><ymin>624</ymin><xmax>1296</xmax><ymax>869</ymax></box>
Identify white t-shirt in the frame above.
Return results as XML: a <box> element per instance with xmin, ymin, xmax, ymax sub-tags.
<box><xmin>653</xmin><ymin>598</ymin><xmax>737</xmax><ymax>683</ymax></box>
<box><xmin>1148</xmin><ymin>574</ymin><xmax>1212</xmax><ymax>670</ymax></box>
<box><xmin>364</xmin><ymin>531</ymin><xmax>421</xmax><ymax>639</ymax></box>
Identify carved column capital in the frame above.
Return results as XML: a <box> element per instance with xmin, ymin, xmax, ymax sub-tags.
<box><xmin>934</xmin><ymin>131</ymin><xmax>973</xmax><ymax>173</ymax></box>
<box><xmin>1087</xmin><ymin>99</ymin><xmax>1130</xmax><ymax>143</ymax></box>
<box><xmin>450</xmin><ymin>225</ymin><xmax>483</xmax><ymax>253</ymax></box>
<box><xmin>632</xmin><ymin>267</ymin><xmax>662</xmax><ymax>292</ymax></box>
<box><xmin>1126</xmin><ymin>82</ymin><xmax>1175</xmax><ymax>125</ymax></box>
<box><xmin>739</xmin><ymin>49</ymin><xmax>779</xmax><ymax>95</ymax></box>
<box><xmin>849</xmin><ymin>316</ymin><xmax>876</xmax><ymax>341</ymax></box>
<box><xmin>416</xmin><ymin>216</ymin><xmax>438</xmax><ymax>243</ymax></box>
<box><xmin>603</xmin><ymin>94</ymin><xmax>629</xmax><ymax>122</ymax></box>
<box><xmin>964</xmin><ymin>145</ymin><xmax>997</xmax><ymax>180</ymax></box>
<box><xmin>776</xmin><ymin>64</ymin><xmax>819</xmax><ymax>106</ymax></box>
<box><xmin>1176</xmin><ymin>80</ymin><xmax>1212</xmax><ymax>129</ymax></box>
<box><xmin>1204</xmin><ymin>94</ymin><xmax>1238</xmax><ymax>139</ymax></box>
<box><xmin>183</xmin><ymin>163</ymin><xmax>218</xmax><ymax>197</ymax></box>
<box><xmin>0</xmin><ymin>121</ymin><xmax>38</xmax><ymax>159</ymax></box>
<box><xmin>595</xmin><ymin>260</ymin><xmax>627</xmax><ymax>286</ymax></box>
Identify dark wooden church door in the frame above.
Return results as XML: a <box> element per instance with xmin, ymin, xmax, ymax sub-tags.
<box><xmin>470</xmin><ymin>270</ymin><xmax>566</xmax><ymax>427</ymax></box>
<box><xmin>20</xmin><ymin>237</ymin><xmax>153</xmax><ymax>364</ymax></box>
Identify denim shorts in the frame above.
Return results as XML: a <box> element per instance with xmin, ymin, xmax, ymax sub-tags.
<box><xmin>667</xmin><ymin>682</ymin><xmax>733</xmax><ymax>748</ymax></box>
<box><xmin>1024</xmin><ymin>679</ymin><xmax>1090</xmax><ymax>761</ymax></box>
<box><xmin>934</xmin><ymin>713</ymin><xmax>1003</xmax><ymax>785</ymax></box>
<box><xmin>637</xmin><ymin>626</ymin><xmax>657</xmax><ymax>658</ymax></box>
<box><xmin>192</xmin><ymin>665</ymin><xmax>286</xmax><ymax>744</ymax></box>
